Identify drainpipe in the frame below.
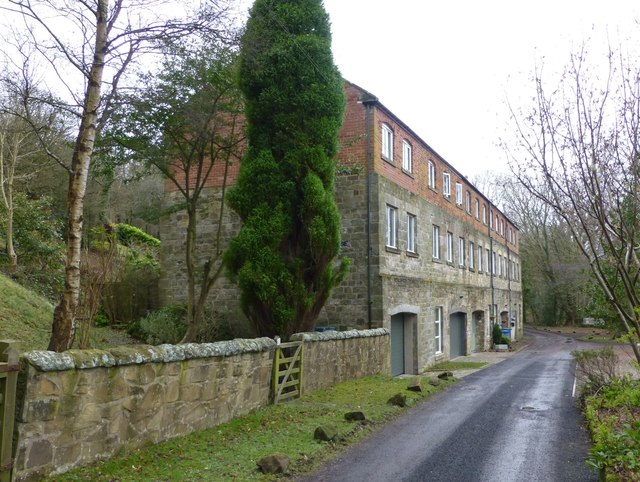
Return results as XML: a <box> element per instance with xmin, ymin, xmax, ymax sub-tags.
<box><xmin>507</xmin><ymin>246</ymin><xmax>512</xmax><ymax>338</ymax></box>
<box><xmin>489</xmin><ymin>222</ymin><xmax>495</xmax><ymax>329</ymax></box>
<box><xmin>363</xmin><ymin>97</ymin><xmax>376</xmax><ymax>330</ymax></box>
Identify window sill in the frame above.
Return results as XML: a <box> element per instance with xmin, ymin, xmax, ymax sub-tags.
<box><xmin>429</xmin><ymin>186</ymin><xmax>439</xmax><ymax>194</ymax></box>
<box><xmin>432</xmin><ymin>257</ymin><xmax>442</xmax><ymax>264</ymax></box>
<box><xmin>385</xmin><ymin>246</ymin><xmax>401</xmax><ymax>254</ymax></box>
<box><xmin>406</xmin><ymin>251</ymin><xmax>419</xmax><ymax>258</ymax></box>
<box><xmin>401</xmin><ymin>168</ymin><xmax>415</xmax><ymax>178</ymax></box>
<box><xmin>382</xmin><ymin>156</ymin><xmax>394</xmax><ymax>166</ymax></box>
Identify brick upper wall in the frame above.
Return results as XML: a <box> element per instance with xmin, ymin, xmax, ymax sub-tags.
<box><xmin>163</xmin><ymin>79</ymin><xmax>519</xmax><ymax>254</ymax></box>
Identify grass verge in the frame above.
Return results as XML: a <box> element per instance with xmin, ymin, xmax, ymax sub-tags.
<box><xmin>54</xmin><ymin>375</ymin><xmax>455</xmax><ymax>481</ymax></box>
<box><xmin>426</xmin><ymin>361</ymin><xmax>488</xmax><ymax>371</ymax></box>
<box><xmin>583</xmin><ymin>378</ymin><xmax>640</xmax><ymax>481</ymax></box>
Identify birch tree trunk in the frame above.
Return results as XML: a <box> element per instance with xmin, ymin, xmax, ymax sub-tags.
<box><xmin>48</xmin><ymin>1</ymin><xmax>108</xmax><ymax>352</ymax></box>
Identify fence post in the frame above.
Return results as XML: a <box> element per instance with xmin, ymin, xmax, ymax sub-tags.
<box><xmin>0</xmin><ymin>340</ymin><xmax>19</xmax><ymax>482</ymax></box>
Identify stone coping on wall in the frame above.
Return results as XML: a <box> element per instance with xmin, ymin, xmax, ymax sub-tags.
<box><xmin>290</xmin><ymin>328</ymin><xmax>389</xmax><ymax>343</ymax></box>
<box><xmin>21</xmin><ymin>337</ymin><xmax>277</xmax><ymax>372</ymax></box>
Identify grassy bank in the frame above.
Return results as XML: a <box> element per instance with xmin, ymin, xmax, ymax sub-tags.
<box><xmin>55</xmin><ymin>375</ymin><xmax>454</xmax><ymax>481</ymax></box>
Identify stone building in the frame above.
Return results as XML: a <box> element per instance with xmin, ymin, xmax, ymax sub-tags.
<box><xmin>159</xmin><ymin>80</ymin><xmax>523</xmax><ymax>376</ymax></box>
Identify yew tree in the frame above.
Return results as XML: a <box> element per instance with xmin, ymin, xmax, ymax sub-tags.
<box><xmin>225</xmin><ymin>0</ymin><xmax>349</xmax><ymax>338</ymax></box>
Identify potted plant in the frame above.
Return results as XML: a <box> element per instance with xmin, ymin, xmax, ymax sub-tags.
<box><xmin>492</xmin><ymin>323</ymin><xmax>510</xmax><ymax>351</ymax></box>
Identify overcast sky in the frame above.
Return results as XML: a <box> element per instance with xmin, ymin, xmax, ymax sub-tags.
<box><xmin>236</xmin><ymin>0</ymin><xmax>640</xmax><ymax>179</ymax></box>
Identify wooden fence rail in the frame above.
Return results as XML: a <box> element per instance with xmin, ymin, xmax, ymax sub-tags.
<box><xmin>272</xmin><ymin>341</ymin><xmax>303</xmax><ymax>404</ymax></box>
<box><xmin>0</xmin><ymin>341</ymin><xmax>19</xmax><ymax>482</ymax></box>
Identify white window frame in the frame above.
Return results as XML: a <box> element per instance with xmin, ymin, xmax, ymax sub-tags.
<box><xmin>469</xmin><ymin>241</ymin><xmax>475</xmax><ymax>270</ymax></box>
<box><xmin>402</xmin><ymin>140</ymin><xmax>412</xmax><ymax>173</ymax></box>
<box><xmin>407</xmin><ymin>213</ymin><xmax>416</xmax><ymax>253</ymax></box>
<box><xmin>434</xmin><ymin>306</ymin><xmax>442</xmax><ymax>354</ymax></box>
<box><xmin>483</xmin><ymin>204</ymin><xmax>487</xmax><ymax>224</ymax></box>
<box><xmin>486</xmin><ymin>248</ymin><xmax>490</xmax><ymax>275</ymax></box>
<box><xmin>382</xmin><ymin>123</ymin><xmax>393</xmax><ymax>161</ymax></box>
<box><xmin>386</xmin><ymin>204</ymin><xmax>397</xmax><ymax>248</ymax></box>
<box><xmin>432</xmin><ymin>225</ymin><xmax>440</xmax><ymax>259</ymax></box>
<box><xmin>428</xmin><ymin>161</ymin><xmax>436</xmax><ymax>189</ymax></box>
<box><xmin>475</xmin><ymin>199</ymin><xmax>479</xmax><ymax>219</ymax></box>
<box><xmin>455</xmin><ymin>183</ymin><xmax>463</xmax><ymax>206</ymax></box>
<box><xmin>465</xmin><ymin>191</ymin><xmax>471</xmax><ymax>213</ymax></box>
<box><xmin>443</xmin><ymin>173</ymin><xmax>451</xmax><ymax>198</ymax></box>
<box><xmin>492</xmin><ymin>251</ymin><xmax>496</xmax><ymax>275</ymax></box>
<box><xmin>478</xmin><ymin>245</ymin><xmax>483</xmax><ymax>272</ymax></box>
<box><xmin>458</xmin><ymin>237</ymin><xmax>465</xmax><ymax>267</ymax></box>
<box><xmin>446</xmin><ymin>232</ymin><xmax>454</xmax><ymax>263</ymax></box>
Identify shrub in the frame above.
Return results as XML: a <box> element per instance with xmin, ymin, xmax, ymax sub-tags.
<box><xmin>572</xmin><ymin>348</ymin><xmax>620</xmax><ymax>396</ymax></box>
<box><xmin>132</xmin><ymin>305</ymin><xmax>186</xmax><ymax>345</ymax></box>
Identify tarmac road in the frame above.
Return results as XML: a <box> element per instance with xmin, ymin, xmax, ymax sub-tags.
<box><xmin>299</xmin><ymin>330</ymin><xmax>598</xmax><ymax>482</ymax></box>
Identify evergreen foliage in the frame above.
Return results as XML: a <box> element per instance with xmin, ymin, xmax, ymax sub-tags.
<box><xmin>225</xmin><ymin>0</ymin><xmax>349</xmax><ymax>337</ymax></box>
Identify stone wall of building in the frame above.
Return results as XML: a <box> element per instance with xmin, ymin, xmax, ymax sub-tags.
<box><xmin>12</xmin><ymin>329</ymin><xmax>390</xmax><ymax>481</ymax></box>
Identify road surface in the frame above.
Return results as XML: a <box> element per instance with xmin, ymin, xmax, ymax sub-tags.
<box><xmin>300</xmin><ymin>330</ymin><xmax>598</xmax><ymax>482</ymax></box>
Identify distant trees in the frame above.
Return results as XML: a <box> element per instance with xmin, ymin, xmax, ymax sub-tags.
<box><xmin>225</xmin><ymin>0</ymin><xmax>349</xmax><ymax>338</ymax></box>
<box><xmin>498</xmin><ymin>176</ymin><xmax>590</xmax><ymax>326</ymax></box>
<box><xmin>507</xmin><ymin>45</ymin><xmax>640</xmax><ymax>363</ymax></box>
<box><xmin>105</xmin><ymin>40</ymin><xmax>244</xmax><ymax>342</ymax></box>
<box><xmin>2</xmin><ymin>0</ymin><xmax>233</xmax><ymax>351</ymax></box>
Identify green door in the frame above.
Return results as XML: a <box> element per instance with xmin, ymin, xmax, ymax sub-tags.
<box><xmin>390</xmin><ymin>314</ymin><xmax>405</xmax><ymax>376</ymax></box>
<box><xmin>450</xmin><ymin>313</ymin><xmax>466</xmax><ymax>358</ymax></box>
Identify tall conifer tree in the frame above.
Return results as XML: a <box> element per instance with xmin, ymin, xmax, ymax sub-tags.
<box><xmin>225</xmin><ymin>0</ymin><xmax>348</xmax><ymax>337</ymax></box>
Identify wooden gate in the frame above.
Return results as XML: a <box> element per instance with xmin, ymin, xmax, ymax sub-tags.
<box><xmin>0</xmin><ymin>341</ymin><xmax>19</xmax><ymax>482</ymax></box>
<box><xmin>272</xmin><ymin>341</ymin><xmax>303</xmax><ymax>405</ymax></box>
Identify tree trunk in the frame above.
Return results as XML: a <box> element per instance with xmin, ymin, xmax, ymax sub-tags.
<box><xmin>48</xmin><ymin>0</ymin><xmax>108</xmax><ymax>352</ymax></box>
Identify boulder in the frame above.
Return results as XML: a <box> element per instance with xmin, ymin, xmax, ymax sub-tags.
<box><xmin>437</xmin><ymin>371</ymin><xmax>454</xmax><ymax>380</ymax></box>
<box><xmin>314</xmin><ymin>425</ymin><xmax>337</xmax><ymax>442</ymax></box>
<box><xmin>387</xmin><ymin>393</ymin><xmax>407</xmax><ymax>407</ymax></box>
<box><xmin>428</xmin><ymin>377</ymin><xmax>441</xmax><ymax>387</ymax></box>
<box><xmin>257</xmin><ymin>453</ymin><xmax>290</xmax><ymax>474</ymax></box>
<box><xmin>407</xmin><ymin>378</ymin><xmax>423</xmax><ymax>392</ymax></box>
<box><xmin>344</xmin><ymin>411</ymin><xmax>366</xmax><ymax>422</ymax></box>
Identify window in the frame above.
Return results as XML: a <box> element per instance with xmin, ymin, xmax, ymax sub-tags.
<box><xmin>492</xmin><ymin>251</ymin><xmax>496</xmax><ymax>275</ymax></box>
<box><xmin>489</xmin><ymin>209</ymin><xmax>492</xmax><ymax>228</ymax></box>
<box><xmin>495</xmin><ymin>215</ymin><xmax>499</xmax><ymax>232</ymax></box>
<box><xmin>482</xmin><ymin>204</ymin><xmax>487</xmax><ymax>224</ymax></box>
<box><xmin>407</xmin><ymin>213</ymin><xmax>416</xmax><ymax>253</ymax></box>
<box><xmin>443</xmin><ymin>173</ymin><xmax>451</xmax><ymax>198</ymax></box>
<box><xmin>455</xmin><ymin>183</ymin><xmax>463</xmax><ymax>206</ymax></box>
<box><xmin>386</xmin><ymin>204</ymin><xmax>397</xmax><ymax>248</ymax></box>
<box><xmin>402</xmin><ymin>140</ymin><xmax>412</xmax><ymax>172</ymax></box>
<box><xmin>432</xmin><ymin>225</ymin><xmax>440</xmax><ymax>259</ymax></box>
<box><xmin>446</xmin><ymin>232</ymin><xmax>454</xmax><ymax>263</ymax></box>
<box><xmin>466</xmin><ymin>191</ymin><xmax>471</xmax><ymax>213</ymax></box>
<box><xmin>486</xmin><ymin>248</ymin><xmax>490</xmax><ymax>275</ymax></box>
<box><xmin>498</xmin><ymin>254</ymin><xmax>503</xmax><ymax>276</ymax></box>
<box><xmin>434</xmin><ymin>307</ymin><xmax>442</xmax><ymax>354</ymax></box>
<box><xmin>469</xmin><ymin>241</ymin><xmax>475</xmax><ymax>270</ymax></box>
<box><xmin>428</xmin><ymin>161</ymin><xmax>436</xmax><ymax>189</ymax></box>
<box><xmin>382</xmin><ymin>123</ymin><xmax>393</xmax><ymax>161</ymax></box>
<box><xmin>478</xmin><ymin>245</ymin><xmax>483</xmax><ymax>272</ymax></box>
<box><xmin>475</xmin><ymin>199</ymin><xmax>479</xmax><ymax>219</ymax></box>
<box><xmin>458</xmin><ymin>237</ymin><xmax>465</xmax><ymax>267</ymax></box>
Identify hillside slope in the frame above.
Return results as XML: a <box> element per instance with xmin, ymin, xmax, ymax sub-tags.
<box><xmin>0</xmin><ymin>273</ymin><xmax>53</xmax><ymax>352</ymax></box>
